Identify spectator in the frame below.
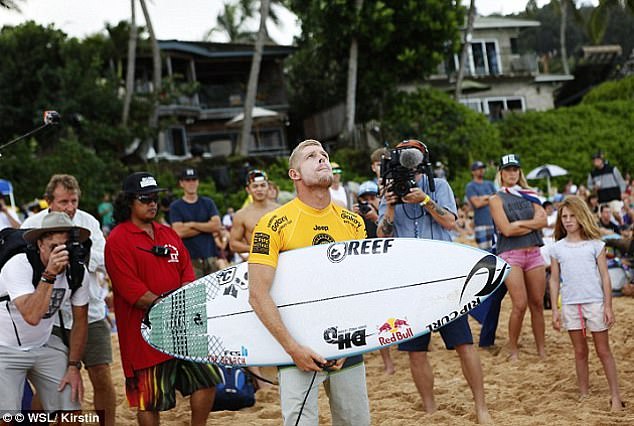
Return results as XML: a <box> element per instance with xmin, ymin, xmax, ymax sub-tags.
<box><xmin>0</xmin><ymin>194</ymin><xmax>21</xmax><ymax>230</ymax></box>
<box><xmin>328</xmin><ymin>162</ymin><xmax>350</xmax><ymax>208</ymax></box>
<box><xmin>587</xmin><ymin>151</ymin><xmax>626</xmax><ymax>223</ymax></box>
<box><xmin>106</xmin><ymin>172</ymin><xmax>220</xmax><ymax>425</ymax></box>
<box><xmin>98</xmin><ymin>193</ymin><xmax>115</xmax><ymax>236</ymax></box>
<box><xmin>170</xmin><ymin>168</ymin><xmax>222</xmax><ymax>278</ymax></box>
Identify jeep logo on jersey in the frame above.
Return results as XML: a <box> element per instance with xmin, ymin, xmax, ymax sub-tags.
<box><xmin>312</xmin><ymin>233</ymin><xmax>335</xmax><ymax>245</ymax></box>
<box><xmin>327</xmin><ymin>242</ymin><xmax>348</xmax><ymax>263</ymax></box>
<box><xmin>323</xmin><ymin>325</ymin><xmax>369</xmax><ymax>350</ymax></box>
<box><xmin>313</xmin><ymin>225</ymin><xmax>329</xmax><ymax>231</ymax></box>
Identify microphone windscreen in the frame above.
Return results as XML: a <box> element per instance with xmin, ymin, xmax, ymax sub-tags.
<box><xmin>399</xmin><ymin>148</ymin><xmax>424</xmax><ymax>169</ymax></box>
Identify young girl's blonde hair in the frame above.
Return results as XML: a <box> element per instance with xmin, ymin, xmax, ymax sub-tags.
<box><xmin>554</xmin><ymin>195</ymin><xmax>601</xmax><ymax>241</ymax></box>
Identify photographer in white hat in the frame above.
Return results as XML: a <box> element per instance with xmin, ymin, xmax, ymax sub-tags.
<box><xmin>0</xmin><ymin>211</ymin><xmax>90</xmax><ymax>412</ymax></box>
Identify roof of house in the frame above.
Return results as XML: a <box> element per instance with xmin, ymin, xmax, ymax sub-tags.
<box><xmin>157</xmin><ymin>40</ymin><xmax>295</xmax><ymax>59</ymax></box>
<box><xmin>465</xmin><ymin>16</ymin><xmax>540</xmax><ymax>30</ymax></box>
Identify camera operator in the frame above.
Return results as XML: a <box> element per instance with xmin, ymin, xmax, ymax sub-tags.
<box><xmin>0</xmin><ymin>212</ymin><xmax>90</xmax><ymax>412</ymax></box>
<box><xmin>22</xmin><ymin>174</ymin><xmax>116</xmax><ymax>425</ymax></box>
<box><xmin>377</xmin><ymin>139</ymin><xmax>491</xmax><ymax>423</ymax></box>
<box><xmin>353</xmin><ymin>181</ymin><xmax>380</xmax><ymax>235</ymax></box>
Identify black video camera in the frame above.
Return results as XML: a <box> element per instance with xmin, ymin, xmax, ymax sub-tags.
<box><xmin>65</xmin><ymin>227</ymin><xmax>91</xmax><ymax>292</ymax></box>
<box><xmin>380</xmin><ymin>140</ymin><xmax>435</xmax><ymax>203</ymax></box>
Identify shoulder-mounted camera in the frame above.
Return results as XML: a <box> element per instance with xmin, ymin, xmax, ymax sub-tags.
<box><xmin>380</xmin><ymin>139</ymin><xmax>435</xmax><ymax>203</ymax></box>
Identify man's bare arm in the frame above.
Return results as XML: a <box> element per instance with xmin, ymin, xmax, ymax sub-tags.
<box><xmin>229</xmin><ymin>212</ymin><xmax>252</xmax><ymax>253</ymax></box>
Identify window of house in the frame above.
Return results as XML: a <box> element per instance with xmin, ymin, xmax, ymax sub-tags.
<box><xmin>459</xmin><ymin>99</ymin><xmax>483</xmax><ymax>113</ymax></box>
<box><xmin>510</xmin><ymin>38</ymin><xmax>519</xmax><ymax>55</ymax></box>
<box><xmin>459</xmin><ymin>96</ymin><xmax>525</xmax><ymax>120</ymax></box>
<box><xmin>167</xmin><ymin>126</ymin><xmax>187</xmax><ymax>156</ymax></box>
<box><xmin>469</xmin><ymin>40</ymin><xmax>502</xmax><ymax>76</ymax></box>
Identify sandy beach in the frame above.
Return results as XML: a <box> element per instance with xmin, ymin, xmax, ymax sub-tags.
<box><xmin>80</xmin><ymin>295</ymin><xmax>634</xmax><ymax>425</ymax></box>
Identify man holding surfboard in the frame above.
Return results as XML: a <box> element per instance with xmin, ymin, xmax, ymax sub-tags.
<box><xmin>248</xmin><ymin>140</ymin><xmax>371</xmax><ymax>425</ymax></box>
<box><xmin>377</xmin><ymin>140</ymin><xmax>491</xmax><ymax>424</ymax></box>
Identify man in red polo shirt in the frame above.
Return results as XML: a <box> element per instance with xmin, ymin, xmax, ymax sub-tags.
<box><xmin>105</xmin><ymin>172</ymin><xmax>220</xmax><ymax>426</ymax></box>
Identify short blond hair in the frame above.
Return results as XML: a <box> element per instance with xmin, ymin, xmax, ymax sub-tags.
<box><xmin>289</xmin><ymin>139</ymin><xmax>323</xmax><ymax>170</ymax></box>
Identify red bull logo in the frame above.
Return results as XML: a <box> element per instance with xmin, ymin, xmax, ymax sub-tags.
<box><xmin>377</xmin><ymin>317</ymin><xmax>413</xmax><ymax>345</ymax></box>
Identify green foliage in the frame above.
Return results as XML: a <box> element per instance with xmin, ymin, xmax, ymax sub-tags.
<box><xmin>582</xmin><ymin>75</ymin><xmax>634</xmax><ymax>103</ymax></box>
<box><xmin>0</xmin><ymin>136</ymin><xmax>124</xmax><ymax>214</ymax></box>
<box><xmin>495</xmin><ymin>100</ymin><xmax>634</xmax><ymax>192</ymax></box>
<box><xmin>331</xmin><ymin>148</ymin><xmax>376</xmax><ymax>184</ymax></box>
<box><xmin>381</xmin><ymin>87</ymin><xmax>501</xmax><ymax>197</ymax></box>
<box><xmin>287</xmin><ymin>0</ymin><xmax>465</xmax><ymax>121</ymax></box>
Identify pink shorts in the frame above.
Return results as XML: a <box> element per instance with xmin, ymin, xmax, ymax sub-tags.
<box><xmin>499</xmin><ymin>247</ymin><xmax>544</xmax><ymax>271</ymax></box>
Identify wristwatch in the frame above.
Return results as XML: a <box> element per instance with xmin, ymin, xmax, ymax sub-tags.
<box><xmin>68</xmin><ymin>360</ymin><xmax>82</xmax><ymax>370</ymax></box>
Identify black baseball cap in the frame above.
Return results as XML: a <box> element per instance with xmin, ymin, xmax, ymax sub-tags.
<box><xmin>471</xmin><ymin>161</ymin><xmax>486</xmax><ymax>171</ymax></box>
<box><xmin>499</xmin><ymin>154</ymin><xmax>521</xmax><ymax>170</ymax></box>
<box><xmin>179</xmin><ymin>167</ymin><xmax>199</xmax><ymax>180</ymax></box>
<box><xmin>122</xmin><ymin>172</ymin><xmax>166</xmax><ymax>195</ymax></box>
<box><xmin>245</xmin><ymin>169</ymin><xmax>268</xmax><ymax>185</ymax></box>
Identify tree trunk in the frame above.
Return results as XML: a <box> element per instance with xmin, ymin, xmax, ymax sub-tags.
<box><xmin>345</xmin><ymin>0</ymin><xmax>363</xmax><ymax>137</ymax></box>
<box><xmin>139</xmin><ymin>0</ymin><xmax>162</xmax><ymax>159</ymax></box>
<box><xmin>455</xmin><ymin>0</ymin><xmax>476</xmax><ymax>99</ymax></box>
<box><xmin>560</xmin><ymin>1</ymin><xmax>570</xmax><ymax>75</ymax></box>
<box><xmin>122</xmin><ymin>0</ymin><xmax>137</xmax><ymax>127</ymax></box>
<box><xmin>239</xmin><ymin>0</ymin><xmax>270</xmax><ymax>157</ymax></box>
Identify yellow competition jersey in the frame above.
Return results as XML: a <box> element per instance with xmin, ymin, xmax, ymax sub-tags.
<box><xmin>249</xmin><ymin>197</ymin><xmax>367</xmax><ymax>268</ymax></box>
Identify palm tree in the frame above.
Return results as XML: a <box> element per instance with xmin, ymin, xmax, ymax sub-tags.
<box><xmin>588</xmin><ymin>0</ymin><xmax>634</xmax><ymax>45</ymax></box>
<box><xmin>455</xmin><ymin>0</ymin><xmax>476</xmax><ymax>99</ymax></box>
<box><xmin>207</xmin><ymin>2</ymin><xmax>256</xmax><ymax>43</ymax></box>
<box><xmin>239</xmin><ymin>0</ymin><xmax>270</xmax><ymax>156</ymax></box>
<box><xmin>551</xmin><ymin>0</ymin><xmax>582</xmax><ymax>74</ymax></box>
<box><xmin>138</xmin><ymin>0</ymin><xmax>161</xmax><ymax>159</ymax></box>
<box><xmin>344</xmin><ymin>0</ymin><xmax>363</xmax><ymax>137</ymax></box>
<box><xmin>122</xmin><ymin>0</ymin><xmax>137</xmax><ymax>126</ymax></box>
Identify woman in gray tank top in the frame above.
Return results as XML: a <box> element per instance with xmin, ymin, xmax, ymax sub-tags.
<box><xmin>489</xmin><ymin>154</ymin><xmax>547</xmax><ymax>361</ymax></box>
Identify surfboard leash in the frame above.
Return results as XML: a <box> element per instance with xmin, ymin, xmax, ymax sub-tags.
<box><xmin>245</xmin><ymin>369</ymin><xmax>278</xmax><ymax>386</ymax></box>
<box><xmin>295</xmin><ymin>371</ymin><xmax>317</xmax><ymax>426</ymax></box>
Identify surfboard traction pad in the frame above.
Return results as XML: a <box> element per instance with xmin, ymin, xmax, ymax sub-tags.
<box><xmin>144</xmin><ymin>274</ymin><xmax>225</xmax><ymax>362</ymax></box>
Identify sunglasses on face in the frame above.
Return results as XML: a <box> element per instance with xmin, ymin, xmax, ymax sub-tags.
<box><xmin>136</xmin><ymin>194</ymin><xmax>159</xmax><ymax>204</ymax></box>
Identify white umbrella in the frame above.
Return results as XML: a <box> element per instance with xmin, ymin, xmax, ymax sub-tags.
<box><xmin>526</xmin><ymin>164</ymin><xmax>568</xmax><ymax>199</ymax></box>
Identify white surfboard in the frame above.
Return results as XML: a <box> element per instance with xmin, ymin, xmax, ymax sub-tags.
<box><xmin>141</xmin><ymin>238</ymin><xmax>509</xmax><ymax>367</ymax></box>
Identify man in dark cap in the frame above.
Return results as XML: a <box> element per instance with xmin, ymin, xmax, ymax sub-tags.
<box><xmin>169</xmin><ymin>168</ymin><xmax>222</xmax><ymax>278</ymax></box>
<box><xmin>588</xmin><ymin>151</ymin><xmax>626</xmax><ymax>224</ymax></box>
<box><xmin>106</xmin><ymin>172</ymin><xmax>220</xmax><ymax>426</ymax></box>
<box><xmin>0</xmin><ymin>211</ymin><xmax>90</xmax><ymax>412</ymax></box>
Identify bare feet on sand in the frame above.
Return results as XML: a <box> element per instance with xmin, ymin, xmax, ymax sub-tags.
<box><xmin>476</xmin><ymin>408</ymin><xmax>493</xmax><ymax>424</ymax></box>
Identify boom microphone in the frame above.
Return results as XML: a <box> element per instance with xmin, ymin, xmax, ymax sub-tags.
<box><xmin>399</xmin><ymin>148</ymin><xmax>424</xmax><ymax>169</ymax></box>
